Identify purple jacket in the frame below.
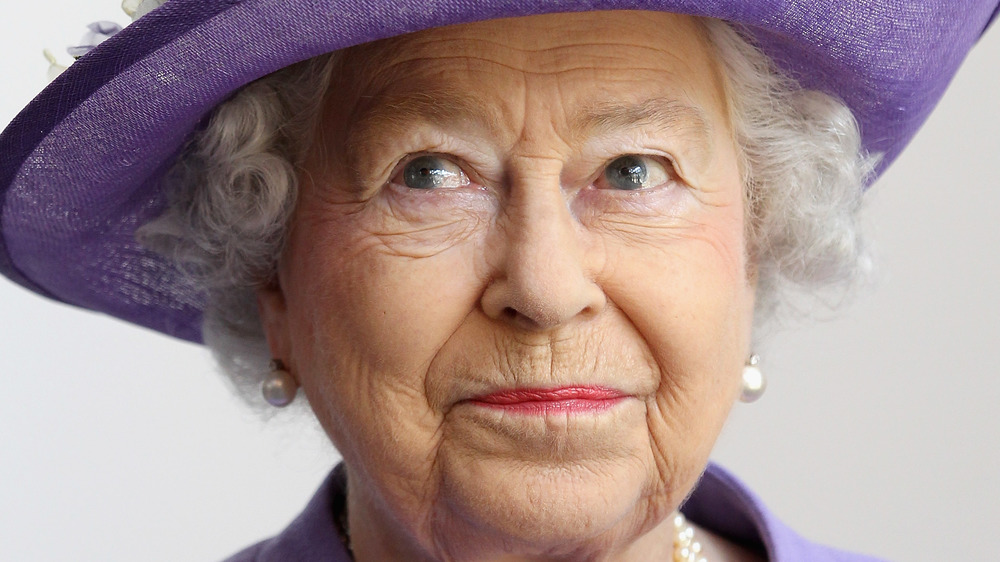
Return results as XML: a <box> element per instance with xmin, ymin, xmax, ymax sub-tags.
<box><xmin>225</xmin><ymin>464</ymin><xmax>885</xmax><ymax>561</ymax></box>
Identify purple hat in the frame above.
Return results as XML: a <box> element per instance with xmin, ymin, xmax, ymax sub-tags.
<box><xmin>2</xmin><ymin>0</ymin><xmax>998</xmax><ymax>343</ymax></box>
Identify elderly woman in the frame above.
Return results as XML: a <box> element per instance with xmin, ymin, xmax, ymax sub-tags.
<box><xmin>2</xmin><ymin>0</ymin><xmax>998</xmax><ymax>560</ymax></box>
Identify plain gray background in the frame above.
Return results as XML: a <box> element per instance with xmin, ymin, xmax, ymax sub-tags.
<box><xmin>2</xmin><ymin>2</ymin><xmax>998</xmax><ymax>560</ymax></box>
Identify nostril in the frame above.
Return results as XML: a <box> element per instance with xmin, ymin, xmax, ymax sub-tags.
<box><xmin>581</xmin><ymin>302</ymin><xmax>601</xmax><ymax>319</ymax></box>
<box><xmin>500</xmin><ymin>306</ymin><xmax>546</xmax><ymax>331</ymax></box>
<box><xmin>481</xmin><ymin>274</ymin><xmax>605</xmax><ymax>331</ymax></box>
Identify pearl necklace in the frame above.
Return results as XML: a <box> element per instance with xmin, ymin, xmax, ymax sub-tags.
<box><xmin>673</xmin><ymin>513</ymin><xmax>708</xmax><ymax>562</ymax></box>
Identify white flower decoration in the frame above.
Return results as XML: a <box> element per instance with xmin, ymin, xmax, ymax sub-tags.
<box><xmin>44</xmin><ymin>50</ymin><xmax>69</xmax><ymax>81</ymax></box>
<box><xmin>122</xmin><ymin>0</ymin><xmax>168</xmax><ymax>21</ymax></box>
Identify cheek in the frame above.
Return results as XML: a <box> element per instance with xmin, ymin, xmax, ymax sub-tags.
<box><xmin>609</xmin><ymin>233</ymin><xmax>751</xmax><ymax>393</ymax></box>
<box><xmin>288</xmin><ymin>185</ymin><xmax>492</xmax><ymax>369</ymax></box>
<box><xmin>599</xmin><ymin>199</ymin><xmax>752</xmax><ymax>469</ymax></box>
<box><xmin>603</xmin><ymin>200</ymin><xmax>751</xmax><ymax>353</ymax></box>
<box><xmin>280</xmin><ymin>193</ymin><xmax>491</xmax><ymax>456</ymax></box>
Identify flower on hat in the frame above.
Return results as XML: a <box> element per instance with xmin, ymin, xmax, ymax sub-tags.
<box><xmin>45</xmin><ymin>0</ymin><xmax>166</xmax><ymax>81</ymax></box>
<box><xmin>122</xmin><ymin>0</ymin><xmax>167</xmax><ymax>21</ymax></box>
<box><xmin>43</xmin><ymin>50</ymin><xmax>69</xmax><ymax>81</ymax></box>
<box><xmin>45</xmin><ymin>21</ymin><xmax>121</xmax><ymax>81</ymax></box>
<box><xmin>67</xmin><ymin>21</ymin><xmax>123</xmax><ymax>58</ymax></box>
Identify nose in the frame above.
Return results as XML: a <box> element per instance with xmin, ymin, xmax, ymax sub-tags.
<box><xmin>480</xmin><ymin>176</ymin><xmax>606</xmax><ymax>331</ymax></box>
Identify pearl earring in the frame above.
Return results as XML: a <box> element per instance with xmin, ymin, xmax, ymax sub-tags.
<box><xmin>740</xmin><ymin>354</ymin><xmax>766</xmax><ymax>403</ymax></box>
<box><xmin>261</xmin><ymin>359</ymin><xmax>298</xmax><ymax>407</ymax></box>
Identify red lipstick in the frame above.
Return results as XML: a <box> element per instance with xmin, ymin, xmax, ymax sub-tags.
<box><xmin>468</xmin><ymin>386</ymin><xmax>626</xmax><ymax>414</ymax></box>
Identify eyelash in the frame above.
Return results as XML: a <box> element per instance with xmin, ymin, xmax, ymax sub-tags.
<box><xmin>387</xmin><ymin>153</ymin><xmax>474</xmax><ymax>189</ymax></box>
<box><xmin>386</xmin><ymin>152</ymin><xmax>682</xmax><ymax>194</ymax></box>
<box><xmin>591</xmin><ymin>154</ymin><xmax>680</xmax><ymax>192</ymax></box>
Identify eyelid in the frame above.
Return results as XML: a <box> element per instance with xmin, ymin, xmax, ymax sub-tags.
<box><xmin>387</xmin><ymin>152</ymin><xmax>476</xmax><ymax>190</ymax></box>
<box><xmin>592</xmin><ymin>153</ymin><xmax>680</xmax><ymax>191</ymax></box>
<box><xmin>370</xmin><ymin>129</ymin><xmax>495</xmax><ymax>186</ymax></box>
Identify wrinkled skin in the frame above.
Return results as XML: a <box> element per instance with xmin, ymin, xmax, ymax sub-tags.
<box><xmin>258</xmin><ymin>11</ymin><xmax>756</xmax><ymax>562</ymax></box>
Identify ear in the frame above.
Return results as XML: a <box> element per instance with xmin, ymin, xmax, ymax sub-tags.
<box><xmin>256</xmin><ymin>282</ymin><xmax>292</xmax><ymax>362</ymax></box>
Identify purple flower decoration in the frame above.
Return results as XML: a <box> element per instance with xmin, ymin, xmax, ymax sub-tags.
<box><xmin>67</xmin><ymin>21</ymin><xmax>123</xmax><ymax>59</ymax></box>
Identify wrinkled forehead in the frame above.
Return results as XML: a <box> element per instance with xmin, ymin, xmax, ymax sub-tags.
<box><xmin>326</xmin><ymin>11</ymin><xmax>732</xmax><ymax>142</ymax></box>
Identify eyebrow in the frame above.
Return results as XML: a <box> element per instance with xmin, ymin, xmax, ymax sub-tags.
<box><xmin>348</xmin><ymin>90</ymin><xmax>508</xmax><ymax>146</ymax></box>
<box><xmin>346</xmin><ymin>92</ymin><xmax>715</xmax><ymax>166</ymax></box>
<box><xmin>576</xmin><ymin>97</ymin><xmax>711</xmax><ymax>134</ymax></box>
<box><xmin>574</xmin><ymin>98</ymin><xmax>715</xmax><ymax>155</ymax></box>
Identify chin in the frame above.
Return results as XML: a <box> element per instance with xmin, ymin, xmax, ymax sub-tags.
<box><xmin>428</xmin><ymin>451</ymin><xmax>670</xmax><ymax>560</ymax></box>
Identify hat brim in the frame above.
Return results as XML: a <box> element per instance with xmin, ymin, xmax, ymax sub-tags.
<box><xmin>2</xmin><ymin>0</ymin><xmax>998</xmax><ymax>342</ymax></box>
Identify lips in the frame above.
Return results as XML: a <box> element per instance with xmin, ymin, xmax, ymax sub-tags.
<box><xmin>467</xmin><ymin>386</ymin><xmax>627</xmax><ymax>415</ymax></box>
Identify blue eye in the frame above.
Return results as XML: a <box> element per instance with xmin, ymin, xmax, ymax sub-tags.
<box><xmin>401</xmin><ymin>155</ymin><xmax>469</xmax><ymax>189</ymax></box>
<box><xmin>601</xmin><ymin>155</ymin><xmax>671</xmax><ymax>191</ymax></box>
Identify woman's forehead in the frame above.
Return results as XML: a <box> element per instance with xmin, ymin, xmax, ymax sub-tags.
<box><xmin>357</xmin><ymin>10</ymin><xmax>715</xmax><ymax>61</ymax></box>
<box><xmin>328</xmin><ymin>11</ymin><xmax>730</xmax><ymax>148</ymax></box>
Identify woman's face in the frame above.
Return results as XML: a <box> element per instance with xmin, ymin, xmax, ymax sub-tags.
<box><xmin>259</xmin><ymin>10</ymin><xmax>755</xmax><ymax>560</ymax></box>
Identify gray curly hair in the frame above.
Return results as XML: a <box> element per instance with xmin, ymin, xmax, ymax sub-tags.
<box><xmin>138</xmin><ymin>18</ymin><xmax>877</xmax><ymax>410</ymax></box>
